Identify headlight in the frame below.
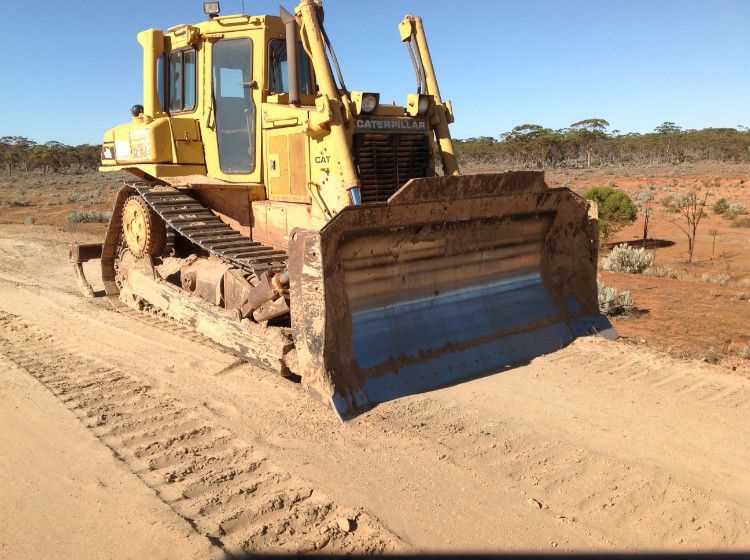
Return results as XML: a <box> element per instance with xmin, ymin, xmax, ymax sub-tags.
<box><xmin>101</xmin><ymin>145</ymin><xmax>115</xmax><ymax>161</ymax></box>
<box><xmin>352</xmin><ymin>91</ymin><xmax>380</xmax><ymax>115</ymax></box>
<box><xmin>361</xmin><ymin>93</ymin><xmax>378</xmax><ymax>113</ymax></box>
<box><xmin>203</xmin><ymin>2</ymin><xmax>220</xmax><ymax>16</ymax></box>
<box><xmin>406</xmin><ymin>93</ymin><xmax>431</xmax><ymax>117</ymax></box>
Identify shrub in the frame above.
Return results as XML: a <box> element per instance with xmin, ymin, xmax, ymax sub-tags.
<box><xmin>703</xmin><ymin>347</ymin><xmax>721</xmax><ymax>364</ymax></box>
<box><xmin>602</xmin><ymin>243</ymin><xmax>654</xmax><ymax>274</ymax></box>
<box><xmin>701</xmin><ymin>272</ymin><xmax>731</xmax><ymax>285</ymax></box>
<box><xmin>714</xmin><ymin>198</ymin><xmax>747</xmax><ymax>219</ymax></box>
<box><xmin>632</xmin><ymin>189</ymin><xmax>654</xmax><ymax>205</ymax></box>
<box><xmin>732</xmin><ymin>217</ymin><xmax>750</xmax><ymax>228</ymax></box>
<box><xmin>660</xmin><ymin>194</ymin><xmax>678</xmax><ymax>213</ymax></box>
<box><xmin>712</xmin><ymin>198</ymin><xmax>730</xmax><ymax>214</ymax></box>
<box><xmin>645</xmin><ymin>265</ymin><xmax>678</xmax><ymax>279</ymax></box>
<box><xmin>722</xmin><ymin>201</ymin><xmax>747</xmax><ymax>221</ymax></box>
<box><xmin>6</xmin><ymin>198</ymin><xmax>31</xmax><ymax>207</ymax></box>
<box><xmin>716</xmin><ymin>272</ymin><xmax>732</xmax><ymax>285</ymax></box>
<box><xmin>67</xmin><ymin>191</ymin><xmax>89</xmax><ymax>203</ymax></box>
<box><xmin>727</xmin><ymin>200</ymin><xmax>747</xmax><ymax>214</ymax></box>
<box><xmin>597</xmin><ymin>280</ymin><xmax>633</xmax><ymax>316</ymax></box>
<box><xmin>68</xmin><ymin>210</ymin><xmax>112</xmax><ymax>224</ymax></box>
<box><xmin>583</xmin><ymin>187</ymin><xmax>637</xmax><ymax>243</ymax></box>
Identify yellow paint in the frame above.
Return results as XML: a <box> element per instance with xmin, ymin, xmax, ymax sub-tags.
<box><xmin>122</xmin><ymin>198</ymin><xmax>150</xmax><ymax>256</ymax></box>
<box><xmin>101</xmin><ymin>1</ymin><xmax>460</xmax><ymax>236</ymax></box>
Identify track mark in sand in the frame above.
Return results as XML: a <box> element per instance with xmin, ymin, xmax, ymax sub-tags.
<box><xmin>0</xmin><ymin>311</ymin><xmax>404</xmax><ymax>555</ymax></box>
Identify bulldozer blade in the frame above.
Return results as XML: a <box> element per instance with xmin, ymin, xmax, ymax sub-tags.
<box><xmin>289</xmin><ymin>172</ymin><xmax>616</xmax><ymax>420</ymax></box>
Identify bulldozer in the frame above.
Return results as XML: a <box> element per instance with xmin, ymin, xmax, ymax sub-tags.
<box><xmin>71</xmin><ymin>0</ymin><xmax>615</xmax><ymax>419</ymax></box>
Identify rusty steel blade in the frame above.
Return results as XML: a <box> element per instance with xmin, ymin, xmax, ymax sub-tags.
<box><xmin>289</xmin><ymin>172</ymin><xmax>616</xmax><ymax>420</ymax></box>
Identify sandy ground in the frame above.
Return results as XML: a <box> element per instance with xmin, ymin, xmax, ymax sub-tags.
<box><xmin>0</xmin><ymin>222</ymin><xmax>748</xmax><ymax>555</ymax></box>
<box><xmin>0</xmin><ymin>355</ymin><xmax>215</xmax><ymax>560</ymax></box>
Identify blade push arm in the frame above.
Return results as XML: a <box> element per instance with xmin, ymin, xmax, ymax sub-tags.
<box><xmin>295</xmin><ymin>0</ymin><xmax>361</xmax><ymax>204</ymax></box>
<box><xmin>399</xmin><ymin>15</ymin><xmax>460</xmax><ymax>176</ymax></box>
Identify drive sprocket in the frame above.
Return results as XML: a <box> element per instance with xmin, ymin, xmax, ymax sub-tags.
<box><xmin>121</xmin><ymin>195</ymin><xmax>166</xmax><ymax>257</ymax></box>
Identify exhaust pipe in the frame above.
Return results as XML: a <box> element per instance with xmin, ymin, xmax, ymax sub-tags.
<box><xmin>136</xmin><ymin>29</ymin><xmax>165</xmax><ymax>117</ymax></box>
<box><xmin>280</xmin><ymin>6</ymin><xmax>300</xmax><ymax>106</ymax></box>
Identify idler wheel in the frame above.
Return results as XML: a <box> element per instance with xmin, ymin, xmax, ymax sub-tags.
<box><xmin>121</xmin><ymin>195</ymin><xmax>166</xmax><ymax>257</ymax></box>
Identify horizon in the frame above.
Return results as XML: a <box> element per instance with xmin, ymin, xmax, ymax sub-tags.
<box><xmin>1</xmin><ymin>0</ymin><xmax>748</xmax><ymax>145</ymax></box>
<box><xmin>3</xmin><ymin>121</ymin><xmax>748</xmax><ymax>149</ymax></box>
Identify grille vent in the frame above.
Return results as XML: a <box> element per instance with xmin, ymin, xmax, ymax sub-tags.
<box><xmin>353</xmin><ymin>133</ymin><xmax>432</xmax><ymax>203</ymax></box>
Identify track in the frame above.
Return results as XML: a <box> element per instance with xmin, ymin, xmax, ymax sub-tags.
<box><xmin>135</xmin><ymin>183</ymin><xmax>287</xmax><ymax>278</ymax></box>
<box><xmin>0</xmin><ymin>310</ymin><xmax>402</xmax><ymax>555</ymax></box>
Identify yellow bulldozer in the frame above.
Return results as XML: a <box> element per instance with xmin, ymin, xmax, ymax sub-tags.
<box><xmin>71</xmin><ymin>0</ymin><xmax>615</xmax><ymax>419</ymax></box>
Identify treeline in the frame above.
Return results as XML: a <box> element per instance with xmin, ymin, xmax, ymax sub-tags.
<box><xmin>455</xmin><ymin>120</ymin><xmax>750</xmax><ymax>168</ymax></box>
<box><xmin>4</xmin><ymin>120</ymin><xmax>750</xmax><ymax>174</ymax></box>
<box><xmin>0</xmin><ymin>136</ymin><xmax>100</xmax><ymax>174</ymax></box>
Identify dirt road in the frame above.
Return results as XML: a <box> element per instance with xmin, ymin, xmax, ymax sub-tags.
<box><xmin>0</xmin><ymin>223</ymin><xmax>748</xmax><ymax>555</ymax></box>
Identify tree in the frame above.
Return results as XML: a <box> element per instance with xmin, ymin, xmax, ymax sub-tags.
<box><xmin>662</xmin><ymin>188</ymin><xmax>708</xmax><ymax>263</ymax></box>
<box><xmin>0</xmin><ymin>136</ymin><xmax>36</xmax><ymax>173</ymax></box>
<box><xmin>456</xmin><ymin>124</ymin><xmax>750</xmax><ymax>170</ymax></box>
<box><xmin>570</xmin><ymin>118</ymin><xmax>610</xmax><ymax>167</ymax></box>
<box><xmin>632</xmin><ymin>189</ymin><xmax>655</xmax><ymax>245</ymax></box>
<box><xmin>654</xmin><ymin>122</ymin><xmax>682</xmax><ymax>135</ymax></box>
<box><xmin>583</xmin><ymin>186</ymin><xmax>637</xmax><ymax>246</ymax></box>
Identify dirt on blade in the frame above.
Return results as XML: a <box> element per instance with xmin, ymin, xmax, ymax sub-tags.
<box><xmin>0</xmin><ymin>222</ymin><xmax>748</xmax><ymax>554</ymax></box>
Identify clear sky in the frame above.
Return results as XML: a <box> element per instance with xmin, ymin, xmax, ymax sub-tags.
<box><xmin>1</xmin><ymin>0</ymin><xmax>748</xmax><ymax>145</ymax></box>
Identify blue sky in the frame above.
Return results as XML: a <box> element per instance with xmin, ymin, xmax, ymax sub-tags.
<box><xmin>1</xmin><ymin>0</ymin><xmax>748</xmax><ymax>145</ymax></box>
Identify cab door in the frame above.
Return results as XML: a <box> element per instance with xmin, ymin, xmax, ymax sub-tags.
<box><xmin>205</xmin><ymin>36</ymin><xmax>261</xmax><ymax>183</ymax></box>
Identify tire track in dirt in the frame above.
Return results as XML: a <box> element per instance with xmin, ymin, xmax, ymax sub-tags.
<box><xmin>0</xmin><ymin>311</ymin><xmax>405</xmax><ymax>556</ymax></box>
<box><xmin>362</xmin><ymin>338</ymin><xmax>750</xmax><ymax>550</ymax></box>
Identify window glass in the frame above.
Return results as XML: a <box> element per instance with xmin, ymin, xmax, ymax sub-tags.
<box><xmin>268</xmin><ymin>39</ymin><xmax>315</xmax><ymax>95</ymax></box>
<box><xmin>183</xmin><ymin>50</ymin><xmax>196</xmax><ymax>109</ymax></box>
<box><xmin>219</xmin><ymin>68</ymin><xmax>245</xmax><ymax>98</ymax></box>
<box><xmin>168</xmin><ymin>49</ymin><xmax>197</xmax><ymax>113</ymax></box>
<box><xmin>169</xmin><ymin>51</ymin><xmax>183</xmax><ymax>111</ymax></box>
<box><xmin>212</xmin><ymin>39</ymin><xmax>255</xmax><ymax>173</ymax></box>
<box><xmin>156</xmin><ymin>55</ymin><xmax>166</xmax><ymax>112</ymax></box>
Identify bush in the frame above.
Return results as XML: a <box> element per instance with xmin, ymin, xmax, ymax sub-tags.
<box><xmin>714</xmin><ymin>198</ymin><xmax>747</xmax><ymax>218</ymax></box>
<box><xmin>6</xmin><ymin>198</ymin><xmax>31</xmax><ymax>207</ymax></box>
<box><xmin>584</xmin><ymin>187</ymin><xmax>637</xmax><ymax>221</ymax></box>
<box><xmin>583</xmin><ymin>187</ymin><xmax>638</xmax><ymax>243</ymax></box>
<box><xmin>645</xmin><ymin>265</ymin><xmax>678</xmax><ymax>279</ymax></box>
<box><xmin>731</xmin><ymin>217</ymin><xmax>750</xmax><ymax>228</ymax></box>
<box><xmin>712</xmin><ymin>198</ymin><xmax>730</xmax><ymax>214</ymax></box>
<box><xmin>703</xmin><ymin>347</ymin><xmax>721</xmax><ymax>364</ymax></box>
<box><xmin>701</xmin><ymin>272</ymin><xmax>731</xmax><ymax>285</ymax></box>
<box><xmin>68</xmin><ymin>210</ymin><xmax>112</xmax><ymax>224</ymax></box>
<box><xmin>67</xmin><ymin>191</ymin><xmax>89</xmax><ymax>203</ymax></box>
<box><xmin>597</xmin><ymin>280</ymin><xmax>633</xmax><ymax>316</ymax></box>
<box><xmin>602</xmin><ymin>243</ymin><xmax>654</xmax><ymax>274</ymax></box>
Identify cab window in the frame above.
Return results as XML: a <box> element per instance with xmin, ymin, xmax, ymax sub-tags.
<box><xmin>268</xmin><ymin>39</ymin><xmax>315</xmax><ymax>95</ymax></box>
<box><xmin>213</xmin><ymin>38</ymin><xmax>255</xmax><ymax>173</ymax></box>
<box><xmin>169</xmin><ymin>49</ymin><xmax>197</xmax><ymax>112</ymax></box>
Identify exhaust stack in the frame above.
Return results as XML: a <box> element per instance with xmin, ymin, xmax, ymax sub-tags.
<box><xmin>136</xmin><ymin>29</ymin><xmax>165</xmax><ymax>117</ymax></box>
<box><xmin>280</xmin><ymin>7</ymin><xmax>300</xmax><ymax>106</ymax></box>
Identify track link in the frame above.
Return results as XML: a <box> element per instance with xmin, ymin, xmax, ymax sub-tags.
<box><xmin>134</xmin><ymin>183</ymin><xmax>287</xmax><ymax>279</ymax></box>
<box><xmin>0</xmin><ymin>311</ymin><xmax>403</xmax><ymax>555</ymax></box>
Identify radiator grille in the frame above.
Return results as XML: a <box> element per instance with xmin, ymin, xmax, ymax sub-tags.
<box><xmin>353</xmin><ymin>133</ymin><xmax>432</xmax><ymax>203</ymax></box>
